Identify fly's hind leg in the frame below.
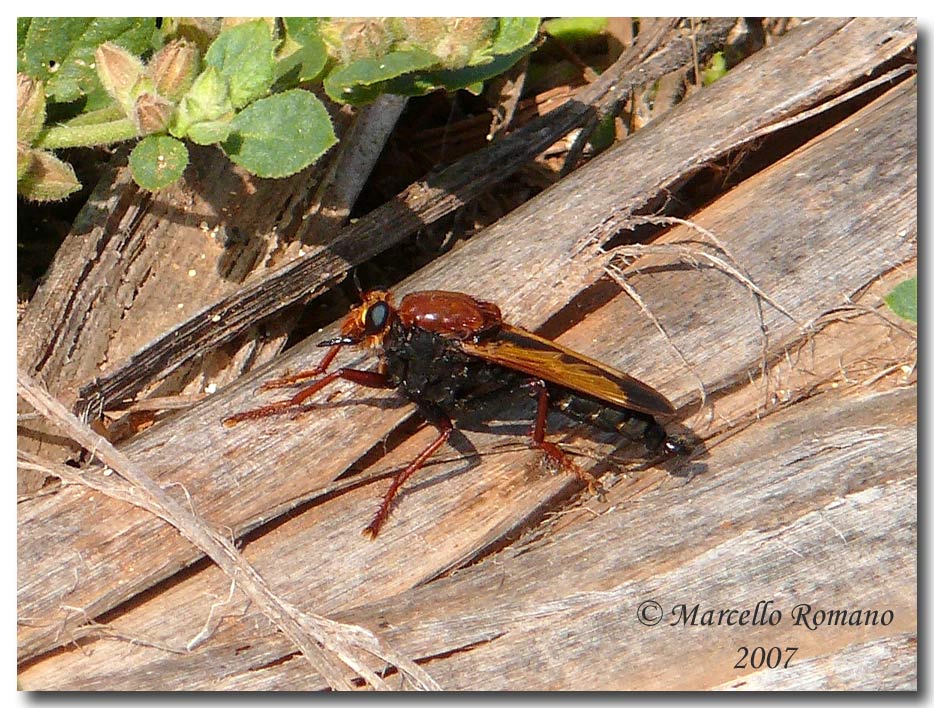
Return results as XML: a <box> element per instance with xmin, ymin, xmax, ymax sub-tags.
<box><xmin>363</xmin><ymin>404</ymin><xmax>453</xmax><ymax>539</ymax></box>
<box><xmin>527</xmin><ymin>378</ymin><xmax>606</xmax><ymax>499</ymax></box>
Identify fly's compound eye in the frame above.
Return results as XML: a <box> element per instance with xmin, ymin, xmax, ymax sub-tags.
<box><xmin>364</xmin><ymin>302</ymin><xmax>391</xmax><ymax>335</ymax></box>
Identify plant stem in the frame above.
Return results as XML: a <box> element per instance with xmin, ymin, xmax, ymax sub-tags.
<box><xmin>65</xmin><ymin>104</ymin><xmax>127</xmax><ymax>127</ymax></box>
<box><xmin>35</xmin><ymin>118</ymin><xmax>138</xmax><ymax>149</ymax></box>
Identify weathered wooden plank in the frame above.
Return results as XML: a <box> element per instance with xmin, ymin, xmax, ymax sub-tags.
<box><xmin>18</xmin><ymin>62</ymin><xmax>917</xmax><ymax>689</ymax></box>
<box><xmin>69</xmin><ymin>18</ymin><xmax>735</xmax><ymax>418</ymax></box>
<box><xmin>19</xmin><ymin>384</ymin><xmax>916</xmax><ymax>689</ymax></box>
<box><xmin>17</xmin><ymin>18</ymin><xmax>916</xmax><ymax>675</ymax></box>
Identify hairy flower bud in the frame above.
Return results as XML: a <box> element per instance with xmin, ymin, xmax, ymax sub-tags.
<box><xmin>320</xmin><ymin>18</ymin><xmax>396</xmax><ymax>64</ymax></box>
<box><xmin>17</xmin><ymin>142</ymin><xmax>34</xmax><ymax>180</ymax></box>
<box><xmin>17</xmin><ymin>73</ymin><xmax>46</xmax><ymax>144</ymax></box>
<box><xmin>148</xmin><ymin>39</ymin><xmax>200</xmax><ymax>102</ymax></box>
<box><xmin>133</xmin><ymin>92</ymin><xmax>175</xmax><ymax>135</ymax></box>
<box><xmin>17</xmin><ymin>148</ymin><xmax>80</xmax><ymax>202</ymax></box>
<box><xmin>96</xmin><ymin>42</ymin><xmax>144</xmax><ymax>113</ymax></box>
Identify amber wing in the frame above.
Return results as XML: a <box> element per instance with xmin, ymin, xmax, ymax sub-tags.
<box><xmin>458</xmin><ymin>324</ymin><xmax>674</xmax><ymax>416</ymax></box>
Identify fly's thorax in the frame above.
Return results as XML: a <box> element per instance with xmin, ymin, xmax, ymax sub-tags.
<box><xmin>396</xmin><ymin>290</ymin><xmax>502</xmax><ymax>339</ymax></box>
<box><xmin>382</xmin><ymin>320</ymin><xmax>502</xmax><ymax>408</ymax></box>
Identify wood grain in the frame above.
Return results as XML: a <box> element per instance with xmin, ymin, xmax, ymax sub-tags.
<box><xmin>70</xmin><ymin>18</ymin><xmax>737</xmax><ymax>419</ymax></box>
<box><xmin>16</xmin><ymin>94</ymin><xmax>376</xmax><ymax>469</ymax></box>
<box><xmin>18</xmin><ymin>18</ymin><xmax>916</xmax><ymax>689</ymax></box>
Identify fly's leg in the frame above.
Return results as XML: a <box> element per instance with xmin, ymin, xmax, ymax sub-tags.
<box><xmin>363</xmin><ymin>413</ymin><xmax>453</xmax><ymax>539</ymax></box>
<box><xmin>257</xmin><ymin>344</ymin><xmax>342</xmax><ymax>390</ymax></box>
<box><xmin>527</xmin><ymin>378</ymin><xmax>606</xmax><ymax>498</ymax></box>
<box><xmin>223</xmin><ymin>346</ymin><xmax>392</xmax><ymax>425</ymax></box>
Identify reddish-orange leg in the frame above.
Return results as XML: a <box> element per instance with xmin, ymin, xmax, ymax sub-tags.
<box><xmin>527</xmin><ymin>378</ymin><xmax>605</xmax><ymax>497</ymax></box>
<box><xmin>223</xmin><ymin>346</ymin><xmax>456</xmax><ymax>539</ymax></box>
<box><xmin>362</xmin><ymin>414</ymin><xmax>453</xmax><ymax>539</ymax></box>
<box><xmin>257</xmin><ymin>344</ymin><xmax>343</xmax><ymax>390</ymax></box>
<box><xmin>222</xmin><ymin>345</ymin><xmax>392</xmax><ymax>425</ymax></box>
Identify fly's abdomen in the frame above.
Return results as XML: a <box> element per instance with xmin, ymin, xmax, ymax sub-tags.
<box><xmin>551</xmin><ymin>387</ymin><xmax>668</xmax><ymax>450</ymax></box>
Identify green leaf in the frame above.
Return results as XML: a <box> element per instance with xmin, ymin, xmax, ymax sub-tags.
<box><xmin>171</xmin><ymin>66</ymin><xmax>234</xmax><ymax>139</ymax></box>
<box><xmin>128</xmin><ymin>135</ymin><xmax>189</xmax><ymax>190</ymax></box>
<box><xmin>884</xmin><ymin>277</ymin><xmax>917</xmax><ymax>323</ymax></box>
<box><xmin>324</xmin><ymin>18</ymin><xmax>540</xmax><ymax>104</ymax></box>
<box><xmin>282</xmin><ymin>18</ymin><xmax>328</xmax><ymax>82</ymax></box>
<box><xmin>17</xmin><ymin>148</ymin><xmax>81</xmax><ymax>202</ymax></box>
<box><xmin>224</xmin><ymin>89</ymin><xmax>337</xmax><ymax>178</ymax></box>
<box><xmin>187</xmin><ymin>119</ymin><xmax>232</xmax><ymax>146</ymax></box>
<box><xmin>324</xmin><ymin>49</ymin><xmax>439</xmax><ymax>104</ymax></box>
<box><xmin>17</xmin><ymin>17</ymin><xmax>31</xmax><ymax>53</ymax></box>
<box><xmin>407</xmin><ymin>44</ymin><xmax>534</xmax><ymax>96</ymax></box>
<box><xmin>702</xmin><ymin>52</ymin><xmax>728</xmax><ymax>86</ymax></box>
<box><xmin>490</xmin><ymin>17</ymin><xmax>543</xmax><ymax>55</ymax></box>
<box><xmin>542</xmin><ymin>17</ymin><xmax>607</xmax><ymax>42</ymax></box>
<box><xmin>205</xmin><ymin>20</ymin><xmax>277</xmax><ymax>108</ymax></box>
<box><xmin>17</xmin><ymin>18</ymin><xmax>156</xmax><ymax>104</ymax></box>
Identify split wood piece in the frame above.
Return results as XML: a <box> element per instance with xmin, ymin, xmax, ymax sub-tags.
<box><xmin>71</xmin><ymin>18</ymin><xmax>741</xmax><ymax>420</ymax></box>
<box><xmin>17</xmin><ymin>57</ymin><xmax>916</xmax><ymax>683</ymax></box>
<box><xmin>17</xmin><ymin>95</ymin><xmax>404</xmax><ymax>470</ymax></box>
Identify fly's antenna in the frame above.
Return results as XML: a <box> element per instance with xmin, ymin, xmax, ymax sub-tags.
<box><xmin>352</xmin><ymin>269</ymin><xmax>364</xmax><ymax>298</ymax></box>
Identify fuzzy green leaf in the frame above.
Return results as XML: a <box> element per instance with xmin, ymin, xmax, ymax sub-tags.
<box><xmin>17</xmin><ymin>18</ymin><xmax>156</xmax><ymax>104</ymax></box>
<box><xmin>542</xmin><ymin>17</ymin><xmax>607</xmax><ymax>42</ymax></box>
<box><xmin>324</xmin><ymin>49</ymin><xmax>439</xmax><ymax>104</ymax></box>
<box><xmin>187</xmin><ymin>120</ymin><xmax>233</xmax><ymax>146</ymax></box>
<box><xmin>489</xmin><ymin>17</ymin><xmax>542</xmax><ymax>55</ymax></box>
<box><xmin>224</xmin><ymin>89</ymin><xmax>336</xmax><ymax>178</ymax></box>
<box><xmin>282</xmin><ymin>18</ymin><xmax>328</xmax><ymax>82</ymax></box>
<box><xmin>171</xmin><ymin>66</ymin><xmax>234</xmax><ymax>139</ymax></box>
<box><xmin>405</xmin><ymin>44</ymin><xmax>534</xmax><ymax>96</ymax></box>
<box><xmin>884</xmin><ymin>277</ymin><xmax>917</xmax><ymax>323</ymax></box>
<box><xmin>129</xmin><ymin>135</ymin><xmax>189</xmax><ymax>190</ymax></box>
<box><xmin>205</xmin><ymin>20</ymin><xmax>277</xmax><ymax>108</ymax></box>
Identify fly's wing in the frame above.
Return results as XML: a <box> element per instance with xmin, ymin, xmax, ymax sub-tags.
<box><xmin>459</xmin><ymin>324</ymin><xmax>675</xmax><ymax>416</ymax></box>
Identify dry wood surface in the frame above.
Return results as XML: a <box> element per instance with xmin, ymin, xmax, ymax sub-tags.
<box><xmin>18</xmin><ymin>18</ymin><xmax>916</xmax><ymax>690</ymax></box>
<box><xmin>17</xmin><ymin>92</ymin><xmax>404</xmax><ymax>474</ymax></box>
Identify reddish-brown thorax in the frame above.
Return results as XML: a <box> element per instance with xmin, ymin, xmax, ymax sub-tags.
<box><xmin>397</xmin><ymin>290</ymin><xmax>503</xmax><ymax>339</ymax></box>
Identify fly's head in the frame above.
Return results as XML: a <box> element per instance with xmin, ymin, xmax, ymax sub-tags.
<box><xmin>319</xmin><ymin>289</ymin><xmax>396</xmax><ymax>350</ymax></box>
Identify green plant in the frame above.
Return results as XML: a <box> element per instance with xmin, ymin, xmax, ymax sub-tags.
<box><xmin>884</xmin><ymin>277</ymin><xmax>917</xmax><ymax>323</ymax></box>
<box><xmin>17</xmin><ymin>17</ymin><xmax>541</xmax><ymax>200</ymax></box>
<box><xmin>540</xmin><ymin>17</ymin><xmax>607</xmax><ymax>42</ymax></box>
<box><xmin>701</xmin><ymin>51</ymin><xmax>728</xmax><ymax>85</ymax></box>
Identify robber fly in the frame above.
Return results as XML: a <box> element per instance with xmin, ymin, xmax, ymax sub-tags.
<box><xmin>225</xmin><ymin>289</ymin><xmax>685</xmax><ymax>538</ymax></box>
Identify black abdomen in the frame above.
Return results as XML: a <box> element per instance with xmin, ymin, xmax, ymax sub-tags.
<box><xmin>383</xmin><ymin>322</ymin><xmax>672</xmax><ymax>452</ymax></box>
<box><xmin>550</xmin><ymin>387</ymin><xmax>668</xmax><ymax>451</ymax></box>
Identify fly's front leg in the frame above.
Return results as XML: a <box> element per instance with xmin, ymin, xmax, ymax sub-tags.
<box><xmin>223</xmin><ymin>357</ymin><xmax>393</xmax><ymax>426</ymax></box>
<box><xmin>526</xmin><ymin>378</ymin><xmax>606</xmax><ymax>499</ymax></box>
<box><xmin>258</xmin><ymin>344</ymin><xmax>343</xmax><ymax>390</ymax></box>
